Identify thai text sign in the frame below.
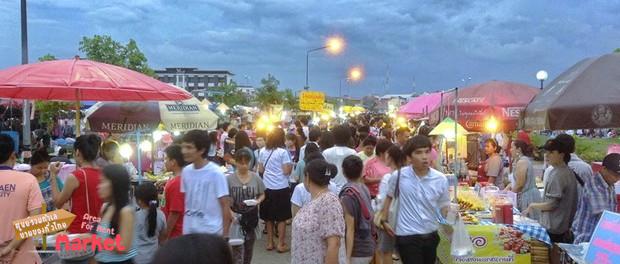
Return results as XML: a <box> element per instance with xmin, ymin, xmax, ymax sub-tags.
<box><xmin>299</xmin><ymin>91</ymin><xmax>325</xmax><ymax>112</ymax></box>
<box><xmin>13</xmin><ymin>209</ymin><xmax>75</xmax><ymax>239</ymax></box>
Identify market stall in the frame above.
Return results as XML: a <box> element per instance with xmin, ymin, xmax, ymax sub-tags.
<box><xmin>438</xmin><ymin>187</ymin><xmax>552</xmax><ymax>264</ymax></box>
<box><xmin>84</xmin><ymin>97</ymin><xmax>218</xmax><ymax>182</ymax></box>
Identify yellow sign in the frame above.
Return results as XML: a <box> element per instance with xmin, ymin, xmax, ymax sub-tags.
<box><xmin>324</xmin><ymin>103</ymin><xmax>334</xmax><ymax>112</ymax></box>
<box><xmin>299</xmin><ymin>91</ymin><xmax>325</xmax><ymax>112</ymax></box>
<box><xmin>13</xmin><ymin>209</ymin><xmax>76</xmax><ymax>240</ymax></box>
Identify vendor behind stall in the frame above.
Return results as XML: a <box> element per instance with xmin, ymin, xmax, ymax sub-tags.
<box><xmin>524</xmin><ymin>138</ymin><xmax>578</xmax><ymax>264</ymax></box>
<box><xmin>572</xmin><ymin>153</ymin><xmax>620</xmax><ymax>243</ymax></box>
<box><xmin>481</xmin><ymin>138</ymin><xmax>504</xmax><ymax>188</ymax></box>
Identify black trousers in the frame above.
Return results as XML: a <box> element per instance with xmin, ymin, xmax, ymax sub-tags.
<box><xmin>395</xmin><ymin>231</ymin><xmax>440</xmax><ymax>264</ymax></box>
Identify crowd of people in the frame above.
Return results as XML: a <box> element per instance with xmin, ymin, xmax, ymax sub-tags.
<box><xmin>0</xmin><ymin>113</ymin><xmax>619</xmax><ymax>264</ymax></box>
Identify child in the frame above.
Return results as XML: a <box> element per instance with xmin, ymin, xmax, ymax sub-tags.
<box><xmin>162</xmin><ymin>145</ymin><xmax>186</xmax><ymax>240</ymax></box>
<box><xmin>134</xmin><ymin>182</ymin><xmax>168</xmax><ymax>264</ymax></box>
<box><xmin>227</xmin><ymin>149</ymin><xmax>265</xmax><ymax>264</ymax></box>
<box><xmin>30</xmin><ymin>150</ymin><xmax>63</xmax><ymax>212</ymax></box>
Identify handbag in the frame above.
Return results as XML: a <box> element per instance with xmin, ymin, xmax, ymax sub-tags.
<box><xmin>58</xmin><ymin>169</ymin><xmax>96</xmax><ymax>261</ymax></box>
<box><xmin>373</xmin><ymin>169</ymin><xmax>401</xmax><ymax>230</ymax></box>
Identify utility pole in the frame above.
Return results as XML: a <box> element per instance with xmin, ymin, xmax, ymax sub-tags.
<box><xmin>21</xmin><ymin>0</ymin><xmax>31</xmax><ymax>152</ymax></box>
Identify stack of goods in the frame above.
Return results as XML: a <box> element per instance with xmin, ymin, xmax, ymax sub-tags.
<box><xmin>530</xmin><ymin>240</ymin><xmax>550</xmax><ymax>264</ymax></box>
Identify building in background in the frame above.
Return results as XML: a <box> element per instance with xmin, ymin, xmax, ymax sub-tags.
<box><xmin>156</xmin><ymin>67</ymin><xmax>232</xmax><ymax>88</ymax></box>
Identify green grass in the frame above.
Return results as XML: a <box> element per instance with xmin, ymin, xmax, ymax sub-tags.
<box><xmin>529</xmin><ymin>133</ymin><xmax>620</xmax><ymax>162</ymax></box>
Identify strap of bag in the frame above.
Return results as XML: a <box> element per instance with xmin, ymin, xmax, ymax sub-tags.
<box><xmin>571</xmin><ymin>169</ymin><xmax>584</xmax><ymax>186</ymax></box>
<box><xmin>394</xmin><ymin>168</ymin><xmax>401</xmax><ymax>198</ymax></box>
<box><xmin>81</xmin><ymin>169</ymin><xmax>91</xmax><ymax>215</ymax></box>
<box><xmin>263</xmin><ymin>149</ymin><xmax>275</xmax><ymax>170</ymax></box>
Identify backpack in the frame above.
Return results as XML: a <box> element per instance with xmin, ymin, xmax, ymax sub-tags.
<box><xmin>339</xmin><ymin>185</ymin><xmax>377</xmax><ymax>240</ymax></box>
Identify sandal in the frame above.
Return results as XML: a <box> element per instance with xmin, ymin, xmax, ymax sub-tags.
<box><xmin>266</xmin><ymin>242</ymin><xmax>275</xmax><ymax>251</ymax></box>
<box><xmin>277</xmin><ymin>244</ymin><xmax>290</xmax><ymax>253</ymax></box>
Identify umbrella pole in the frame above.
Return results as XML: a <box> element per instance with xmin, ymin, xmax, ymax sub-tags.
<box><xmin>75</xmin><ymin>90</ymin><xmax>81</xmax><ymax>136</ymax></box>
<box><xmin>454</xmin><ymin>87</ymin><xmax>459</xmax><ymax>202</ymax></box>
<box><xmin>137</xmin><ymin>131</ymin><xmax>142</xmax><ymax>184</ymax></box>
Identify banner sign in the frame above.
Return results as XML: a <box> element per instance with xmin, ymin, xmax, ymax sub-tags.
<box><xmin>299</xmin><ymin>91</ymin><xmax>325</xmax><ymax>112</ymax></box>
<box><xmin>438</xmin><ymin>225</ymin><xmax>532</xmax><ymax>264</ymax></box>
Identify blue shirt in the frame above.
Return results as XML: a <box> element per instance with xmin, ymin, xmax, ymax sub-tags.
<box><xmin>572</xmin><ymin>172</ymin><xmax>617</xmax><ymax>243</ymax></box>
<box><xmin>38</xmin><ymin>175</ymin><xmax>63</xmax><ymax>212</ymax></box>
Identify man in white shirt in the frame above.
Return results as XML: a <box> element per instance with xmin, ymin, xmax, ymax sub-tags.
<box><xmin>180</xmin><ymin>130</ymin><xmax>231</xmax><ymax>238</ymax></box>
<box><xmin>381</xmin><ymin>135</ymin><xmax>450</xmax><ymax>264</ymax></box>
<box><xmin>322</xmin><ymin>125</ymin><xmax>357</xmax><ymax>191</ymax></box>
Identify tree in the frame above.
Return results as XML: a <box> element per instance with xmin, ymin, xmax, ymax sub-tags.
<box><xmin>615</xmin><ymin>48</ymin><xmax>620</xmax><ymax>53</ymax></box>
<box><xmin>38</xmin><ymin>53</ymin><xmax>57</xmax><ymax>61</ymax></box>
<box><xmin>35</xmin><ymin>55</ymin><xmax>72</xmax><ymax>129</ymax></box>
<box><xmin>79</xmin><ymin>35</ymin><xmax>155</xmax><ymax>76</ymax></box>
<box><xmin>211</xmin><ymin>81</ymin><xmax>249</xmax><ymax>106</ymax></box>
<box><xmin>282</xmin><ymin>88</ymin><xmax>298</xmax><ymax>111</ymax></box>
<box><xmin>255</xmin><ymin>74</ymin><xmax>284</xmax><ymax>109</ymax></box>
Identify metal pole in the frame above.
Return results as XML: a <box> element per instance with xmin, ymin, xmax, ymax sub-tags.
<box><xmin>440</xmin><ymin>92</ymin><xmax>444</xmax><ymax>120</ymax></box>
<box><xmin>454</xmin><ymin>87</ymin><xmax>459</xmax><ymax>201</ymax></box>
<box><xmin>305</xmin><ymin>51</ymin><xmax>309</xmax><ymax>90</ymax></box>
<box><xmin>540</xmin><ymin>80</ymin><xmax>544</xmax><ymax>90</ymax></box>
<box><xmin>137</xmin><ymin>131</ymin><xmax>142</xmax><ymax>184</ymax></box>
<box><xmin>21</xmin><ymin>0</ymin><xmax>31</xmax><ymax>151</ymax></box>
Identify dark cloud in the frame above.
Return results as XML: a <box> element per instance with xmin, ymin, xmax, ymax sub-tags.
<box><xmin>1</xmin><ymin>0</ymin><xmax>619</xmax><ymax>97</ymax></box>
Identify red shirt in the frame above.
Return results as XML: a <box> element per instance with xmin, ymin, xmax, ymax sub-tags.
<box><xmin>163</xmin><ymin>176</ymin><xmax>184</xmax><ymax>238</ymax></box>
<box><xmin>68</xmin><ymin>167</ymin><xmax>103</xmax><ymax>233</ymax></box>
<box><xmin>363</xmin><ymin>157</ymin><xmax>392</xmax><ymax>197</ymax></box>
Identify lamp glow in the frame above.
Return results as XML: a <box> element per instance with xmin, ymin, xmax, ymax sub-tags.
<box><xmin>326</xmin><ymin>36</ymin><xmax>345</xmax><ymax>55</ymax></box>
<box><xmin>173</xmin><ymin>131</ymin><xmax>181</xmax><ymax>136</ymax></box>
<box><xmin>140</xmin><ymin>140</ymin><xmax>152</xmax><ymax>152</ymax></box>
<box><xmin>536</xmin><ymin>70</ymin><xmax>548</xmax><ymax>81</ymax></box>
<box><xmin>485</xmin><ymin>117</ymin><xmax>499</xmax><ymax>132</ymax></box>
<box><xmin>119</xmin><ymin>144</ymin><xmax>133</xmax><ymax>159</ymax></box>
<box><xmin>152</xmin><ymin>130</ymin><xmax>164</xmax><ymax>142</ymax></box>
<box><xmin>348</xmin><ymin>66</ymin><xmax>363</xmax><ymax>81</ymax></box>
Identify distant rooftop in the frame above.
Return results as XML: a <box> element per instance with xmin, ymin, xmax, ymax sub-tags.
<box><xmin>155</xmin><ymin>67</ymin><xmax>234</xmax><ymax>75</ymax></box>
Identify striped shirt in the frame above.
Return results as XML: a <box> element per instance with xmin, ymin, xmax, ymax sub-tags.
<box><xmin>571</xmin><ymin>172</ymin><xmax>617</xmax><ymax>243</ymax></box>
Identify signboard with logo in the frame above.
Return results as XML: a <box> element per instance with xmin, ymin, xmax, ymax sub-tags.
<box><xmin>299</xmin><ymin>91</ymin><xmax>325</xmax><ymax>112</ymax></box>
<box><xmin>438</xmin><ymin>225</ymin><xmax>531</xmax><ymax>264</ymax></box>
<box><xmin>585</xmin><ymin>210</ymin><xmax>620</xmax><ymax>264</ymax></box>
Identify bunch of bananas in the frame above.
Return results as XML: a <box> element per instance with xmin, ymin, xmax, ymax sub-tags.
<box><xmin>457</xmin><ymin>192</ymin><xmax>485</xmax><ymax>211</ymax></box>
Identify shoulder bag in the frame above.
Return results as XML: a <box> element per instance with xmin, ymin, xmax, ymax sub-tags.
<box><xmin>58</xmin><ymin>169</ymin><xmax>96</xmax><ymax>261</ymax></box>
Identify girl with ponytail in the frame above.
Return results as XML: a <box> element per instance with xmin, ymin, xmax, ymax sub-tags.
<box><xmin>133</xmin><ymin>182</ymin><xmax>168</xmax><ymax>264</ymax></box>
<box><xmin>291</xmin><ymin>159</ymin><xmax>346</xmax><ymax>264</ymax></box>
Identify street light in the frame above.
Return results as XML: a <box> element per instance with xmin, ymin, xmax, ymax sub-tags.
<box><xmin>305</xmin><ymin>36</ymin><xmax>345</xmax><ymax>90</ymax></box>
<box><xmin>339</xmin><ymin>66</ymin><xmax>364</xmax><ymax>106</ymax></box>
<box><xmin>536</xmin><ymin>70</ymin><xmax>548</xmax><ymax>90</ymax></box>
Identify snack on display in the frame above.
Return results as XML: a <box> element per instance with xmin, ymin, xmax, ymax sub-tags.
<box><xmin>461</xmin><ymin>212</ymin><xmax>480</xmax><ymax>224</ymax></box>
<box><xmin>497</xmin><ymin>227</ymin><xmax>530</xmax><ymax>254</ymax></box>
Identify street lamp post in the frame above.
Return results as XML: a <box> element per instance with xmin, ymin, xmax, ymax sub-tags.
<box><xmin>536</xmin><ymin>70</ymin><xmax>548</xmax><ymax>90</ymax></box>
<box><xmin>305</xmin><ymin>36</ymin><xmax>344</xmax><ymax>90</ymax></box>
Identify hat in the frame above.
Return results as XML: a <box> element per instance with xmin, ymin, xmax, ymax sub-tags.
<box><xmin>543</xmin><ymin>138</ymin><xmax>567</xmax><ymax>152</ymax></box>
<box><xmin>602</xmin><ymin>153</ymin><xmax>620</xmax><ymax>174</ymax></box>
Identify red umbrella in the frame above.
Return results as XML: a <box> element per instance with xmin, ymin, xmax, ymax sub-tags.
<box><xmin>0</xmin><ymin>57</ymin><xmax>192</xmax><ymax>134</ymax></box>
<box><xmin>430</xmin><ymin>81</ymin><xmax>539</xmax><ymax>132</ymax></box>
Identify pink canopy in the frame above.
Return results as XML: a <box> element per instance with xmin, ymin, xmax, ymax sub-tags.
<box><xmin>398</xmin><ymin>92</ymin><xmax>442</xmax><ymax>118</ymax></box>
